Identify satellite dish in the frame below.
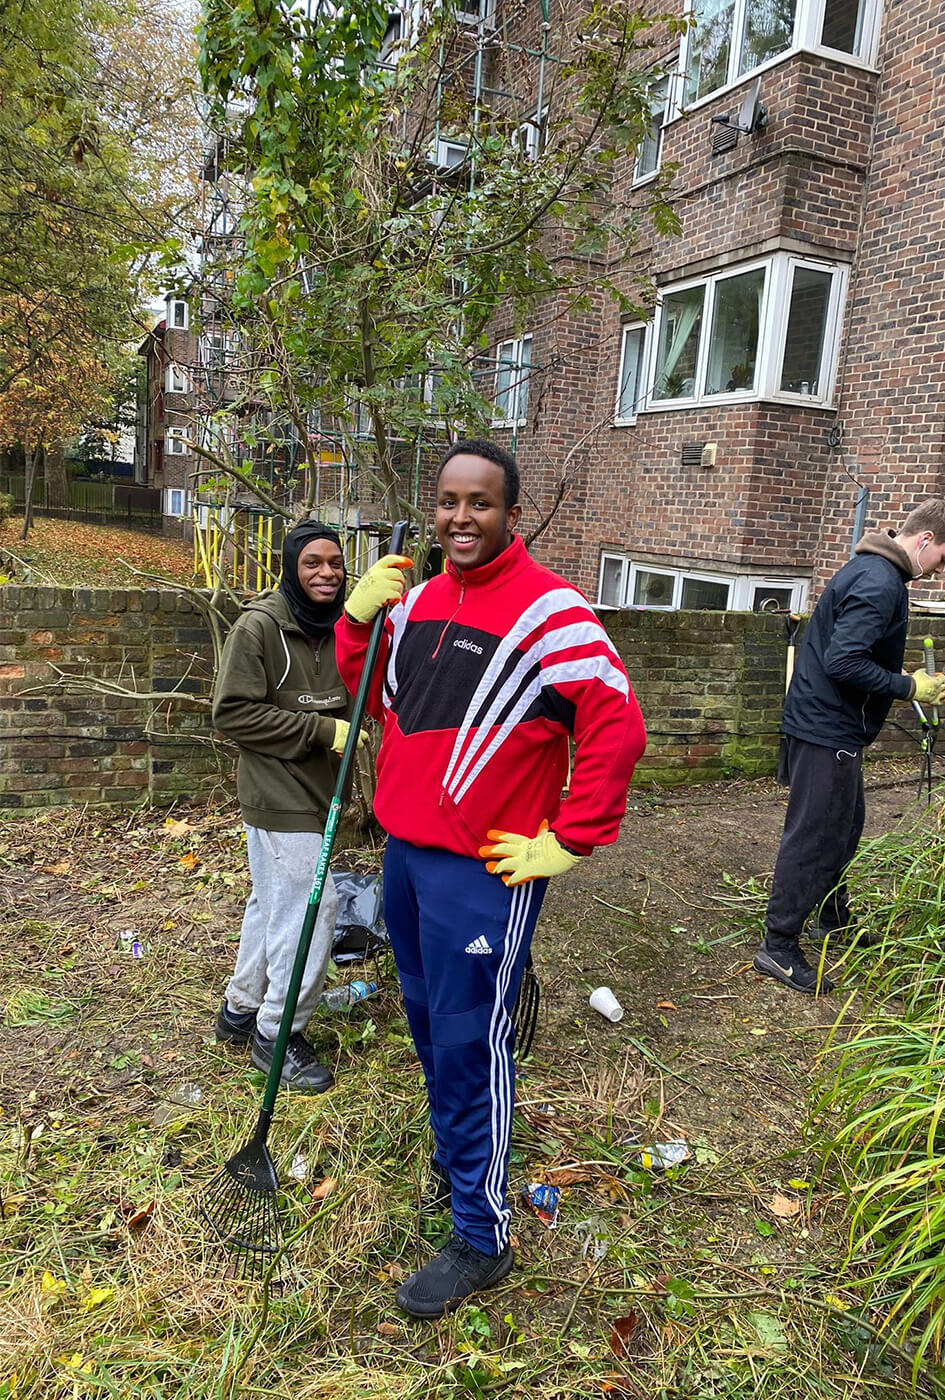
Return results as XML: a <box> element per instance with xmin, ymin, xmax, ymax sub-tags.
<box><xmin>737</xmin><ymin>76</ymin><xmax>768</xmax><ymax>134</ymax></box>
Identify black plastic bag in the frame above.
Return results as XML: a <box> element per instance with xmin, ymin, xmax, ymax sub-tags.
<box><xmin>331</xmin><ymin>870</ymin><xmax>387</xmax><ymax>964</ymax></box>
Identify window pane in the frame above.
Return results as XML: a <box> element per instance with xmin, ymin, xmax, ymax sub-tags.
<box><xmin>518</xmin><ymin>336</ymin><xmax>532</xmax><ymax>420</ymax></box>
<box><xmin>780</xmin><ymin>266</ymin><xmax>831</xmax><ymax>394</ymax></box>
<box><xmin>635</xmin><ymin>75</ymin><xmax>668</xmax><ymax>179</ymax></box>
<box><xmin>617</xmin><ymin>327</ymin><xmax>645</xmax><ymax>418</ymax></box>
<box><xmin>653</xmin><ymin>285</ymin><xmax>704</xmax><ymax>400</ymax></box>
<box><xmin>704</xmin><ymin>267</ymin><xmax>765</xmax><ymax>395</ymax></box>
<box><xmin>821</xmin><ymin>0</ymin><xmax>865</xmax><ymax>53</ymax></box>
<box><xmin>681</xmin><ymin>576</ymin><xmax>730</xmax><ymax>609</ymax></box>
<box><xmin>685</xmin><ymin>0</ymin><xmax>736</xmax><ymax>103</ymax></box>
<box><xmin>633</xmin><ymin>569</ymin><xmax>675</xmax><ymax>607</ymax></box>
<box><xmin>600</xmin><ymin>557</ymin><xmax>625</xmax><ymax>606</ymax></box>
<box><xmin>739</xmin><ymin>0</ymin><xmax>797</xmax><ymax>75</ymax></box>
<box><xmin>752</xmin><ymin>583</ymin><xmax>793</xmax><ymax>611</ymax></box>
<box><xmin>495</xmin><ymin>342</ymin><xmax>515</xmax><ymax>418</ymax></box>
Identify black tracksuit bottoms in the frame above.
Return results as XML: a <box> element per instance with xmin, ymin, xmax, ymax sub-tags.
<box><xmin>765</xmin><ymin>735</ymin><xmax>865</xmax><ymax>943</ymax></box>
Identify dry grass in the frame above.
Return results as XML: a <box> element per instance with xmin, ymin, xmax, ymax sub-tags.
<box><xmin>0</xmin><ymin>800</ymin><xmax>935</xmax><ymax>1400</ymax></box>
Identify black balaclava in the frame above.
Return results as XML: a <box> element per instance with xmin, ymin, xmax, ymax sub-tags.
<box><xmin>278</xmin><ymin>521</ymin><xmax>346</xmax><ymax>638</ymax></box>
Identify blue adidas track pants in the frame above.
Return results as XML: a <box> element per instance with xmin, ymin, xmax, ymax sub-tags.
<box><xmin>383</xmin><ymin>836</ymin><xmax>547</xmax><ymax>1256</ymax></box>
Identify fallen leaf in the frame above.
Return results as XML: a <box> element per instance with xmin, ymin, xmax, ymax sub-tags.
<box><xmin>41</xmin><ymin>1271</ymin><xmax>68</xmax><ymax>1296</ymax></box>
<box><xmin>42</xmin><ymin>861</ymin><xmax>71</xmax><ymax>875</ymax></box>
<box><xmin>769</xmin><ymin>1193</ymin><xmax>800</xmax><ymax>1219</ymax></box>
<box><xmin>164</xmin><ymin>818</ymin><xmax>193</xmax><ymax>838</ymax></box>
<box><xmin>80</xmin><ymin>1286</ymin><xmax>113</xmax><ymax>1311</ymax></box>
<box><xmin>750</xmin><ymin>1026</ymin><xmax>768</xmax><ymax>1036</ymax></box>
<box><xmin>544</xmin><ymin>1167</ymin><xmax>596</xmax><ymax>1187</ymax></box>
<box><xmin>311</xmin><ymin>1176</ymin><xmax>336</xmax><ymax>1201</ymax></box>
<box><xmin>656</xmin><ymin>1000</ymin><xmax>676</xmax><ymax>1010</ymax></box>
<box><xmin>382</xmin><ymin>1260</ymin><xmax>406</xmax><ymax>1281</ymax></box>
<box><xmin>609</xmin><ymin>1312</ymin><xmax>638</xmax><ymax>1358</ymax></box>
<box><xmin>178</xmin><ymin>851</ymin><xmax>199</xmax><ymax>870</ymax></box>
<box><xmin>127</xmin><ymin>1201</ymin><xmax>155</xmax><ymax>1231</ymax></box>
<box><xmin>377</xmin><ymin>1321</ymin><xmax>400</xmax><ymax>1336</ymax></box>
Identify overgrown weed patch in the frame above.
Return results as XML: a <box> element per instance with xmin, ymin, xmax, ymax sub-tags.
<box><xmin>0</xmin><ymin>798</ymin><xmax>931</xmax><ymax>1399</ymax></box>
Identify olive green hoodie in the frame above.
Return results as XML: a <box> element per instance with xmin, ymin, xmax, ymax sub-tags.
<box><xmin>212</xmin><ymin>590</ymin><xmax>353</xmax><ymax>832</ymax></box>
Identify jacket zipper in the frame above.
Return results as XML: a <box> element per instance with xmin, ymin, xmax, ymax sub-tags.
<box><xmin>431</xmin><ymin>575</ymin><xmax>466</xmax><ymax>659</ymax></box>
<box><xmin>433</xmin><ymin>574</ymin><xmax>466</xmax><ymax>806</ymax></box>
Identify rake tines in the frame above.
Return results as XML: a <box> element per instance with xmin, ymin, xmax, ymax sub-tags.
<box><xmin>512</xmin><ymin>955</ymin><xmax>540</xmax><ymax>1060</ymax></box>
<box><xmin>199</xmin><ymin>1123</ymin><xmax>286</xmax><ymax>1281</ymax></box>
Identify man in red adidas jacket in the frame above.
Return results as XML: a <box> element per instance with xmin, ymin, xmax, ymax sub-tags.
<box><xmin>335</xmin><ymin>439</ymin><xmax>645</xmax><ymax>1318</ymax></box>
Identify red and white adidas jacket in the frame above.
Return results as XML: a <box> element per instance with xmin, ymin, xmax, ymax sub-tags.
<box><xmin>334</xmin><ymin>534</ymin><xmax>646</xmax><ymax>859</ymax></box>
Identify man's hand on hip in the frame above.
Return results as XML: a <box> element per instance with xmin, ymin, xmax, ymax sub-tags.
<box><xmin>345</xmin><ymin>554</ymin><xmax>414</xmax><ymax>623</ymax></box>
<box><xmin>479</xmin><ymin>820</ymin><xmax>582</xmax><ymax>886</ymax></box>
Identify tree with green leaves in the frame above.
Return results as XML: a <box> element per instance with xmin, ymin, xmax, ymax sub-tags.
<box><xmin>0</xmin><ymin>0</ymin><xmax>200</xmax><ymax>529</ymax></box>
<box><xmin>195</xmin><ymin>0</ymin><xmax>683</xmax><ymax>548</ymax></box>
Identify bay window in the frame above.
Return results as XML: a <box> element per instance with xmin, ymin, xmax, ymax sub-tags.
<box><xmin>597</xmin><ymin>554</ymin><xmax>810</xmax><ymax>613</ymax></box>
<box><xmin>646</xmin><ymin>253</ymin><xmax>846</xmax><ymax>408</ymax></box>
<box><xmin>682</xmin><ymin>0</ymin><xmax>882</xmax><ymax>109</ymax></box>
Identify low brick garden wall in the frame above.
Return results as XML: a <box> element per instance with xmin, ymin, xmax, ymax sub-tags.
<box><xmin>1</xmin><ymin>583</ymin><xmax>942</xmax><ymax>809</ymax></box>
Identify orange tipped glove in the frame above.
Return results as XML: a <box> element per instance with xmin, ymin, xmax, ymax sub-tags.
<box><xmin>329</xmin><ymin>719</ymin><xmax>368</xmax><ymax>756</ymax></box>
<box><xmin>345</xmin><ymin>553</ymin><xmax>414</xmax><ymax>623</ymax></box>
<box><xmin>479</xmin><ymin>820</ymin><xmax>582</xmax><ymax>887</ymax></box>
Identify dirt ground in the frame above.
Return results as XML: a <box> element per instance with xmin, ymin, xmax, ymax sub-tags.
<box><xmin>0</xmin><ymin>759</ymin><xmax>935</xmax><ymax>1398</ymax></box>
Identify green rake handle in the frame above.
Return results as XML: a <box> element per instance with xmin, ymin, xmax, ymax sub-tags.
<box><xmin>252</xmin><ymin>520</ymin><xmax>409</xmax><ymax>1134</ymax></box>
<box><xmin>924</xmin><ymin>636</ymin><xmax>939</xmax><ymax>728</ymax></box>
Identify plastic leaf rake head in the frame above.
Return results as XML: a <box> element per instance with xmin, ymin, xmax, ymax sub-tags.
<box><xmin>198</xmin><ymin>1134</ymin><xmax>286</xmax><ymax>1282</ymax></box>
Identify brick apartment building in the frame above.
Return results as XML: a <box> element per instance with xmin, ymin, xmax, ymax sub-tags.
<box><xmin>486</xmin><ymin>0</ymin><xmax>945</xmax><ymax>613</ymax></box>
<box><xmin>136</xmin><ymin>295</ymin><xmax>198</xmax><ymax>523</ymax></box>
<box><xmin>166</xmin><ymin>0</ymin><xmax>943</xmax><ymax>611</ymax></box>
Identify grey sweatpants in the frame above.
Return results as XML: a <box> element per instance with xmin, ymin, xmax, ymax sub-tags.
<box><xmin>225</xmin><ymin>826</ymin><xmax>338</xmax><ymax>1041</ymax></box>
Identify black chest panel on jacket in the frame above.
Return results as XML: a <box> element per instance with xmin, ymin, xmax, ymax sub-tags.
<box><xmin>388</xmin><ymin>618</ymin><xmax>570</xmax><ymax>735</ymax></box>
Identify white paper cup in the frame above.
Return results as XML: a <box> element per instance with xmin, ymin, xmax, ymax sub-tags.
<box><xmin>589</xmin><ymin>986</ymin><xmax>623</xmax><ymax>1022</ymax></box>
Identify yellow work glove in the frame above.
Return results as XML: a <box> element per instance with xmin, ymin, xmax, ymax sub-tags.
<box><xmin>345</xmin><ymin>553</ymin><xmax>414</xmax><ymax>624</ymax></box>
<box><xmin>329</xmin><ymin>719</ymin><xmax>368</xmax><ymax>756</ymax></box>
<box><xmin>912</xmin><ymin>668</ymin><xmax>945</xmax><ymax>705</ymax></box>
<box><xmin>479</xmin><ymin>820</ymin><xmax>582</xmax><ymax>887</ymax></box>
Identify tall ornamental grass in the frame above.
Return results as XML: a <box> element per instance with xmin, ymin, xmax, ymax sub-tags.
<box><xmin>810</xmin><ymin>803</ymin><xmax>945</xmax><ymax>1369</ymax></box>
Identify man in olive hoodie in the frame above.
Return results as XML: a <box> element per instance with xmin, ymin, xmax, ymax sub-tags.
<box><xmin>755</xmin><ymin>499</ymin><xmax>945</xmax><ymax>995</ymax></box>
<box><xmin>212</xmin><ymin>522</ymin><xmax>361</xmax><ymax>1089</ymax></box>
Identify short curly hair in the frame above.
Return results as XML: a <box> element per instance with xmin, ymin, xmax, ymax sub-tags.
<box><xmin>435</xmin><ymin>439</ymin><xmax>520</xmax><ymax>509</ymax></box>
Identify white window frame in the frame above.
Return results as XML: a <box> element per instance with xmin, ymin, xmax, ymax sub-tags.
<box><xmin>456</xmin><ymin>0</ymin><xmax>495</xmax><ymax>26</ymax></box>
<box><xmin>515</xmin><ymin>104</ymin><xmax>549</xmax><ymax>162</ymax></box>
<box><xmin>632</xmin><ymin>72</ymin><xmax>669</xmax><ymax>185</ymax></box>
<box><xmin>614</xmin><ymin>323</ymin><xmax>647</xmax><ymax>424</ymax></box>
<box><xmin>165</xmin><ymin>427</ymin><xmax>189</xmax><ymax>457</ymax></box>
<box><xmin>165</xmin><ymin>363</ymin><xmax>190</xmax><ymax>394</ymax></box>
<box><xmin>492</xmin><ymin>334</ymin><xmax>533</xmax><ymax>426</ymax></box>
<box><xmin>167</xmin><ymin>297</ymin><xmax>189</xmax><ymax>331</ymax></box>
<box><xmin>428</xmin><ymin>137</ymin><xmax>468</xmax><ymax>170</ymax></box>
<box><xmin>676</xmin><ymin>0</ymin><xmax>883</xmax><ymax>118</ymax></box>
<box><xmin>642</xmin><ymin>252</ymin><xmax>848</xmax><ymax>412</ymax></box>
<box><xmin>597</xmin><ymin>553</ymin><xmax>809</xmax><ymax>612</ymax></box>
<box><xmin>164</xmin><ymin>487</ymin><xmax>190</xmax><ymax>518</ymax></box>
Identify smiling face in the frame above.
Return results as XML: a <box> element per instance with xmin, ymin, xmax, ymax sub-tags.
<box><xmin>435</xmin><ymin>454</ymin><xmax>522</xmax><ymax>571</ymax></box>
<box><xmin>297</xmin><ymin>537</ymin><xmax>345</xmax><ymax>603</ymax></box>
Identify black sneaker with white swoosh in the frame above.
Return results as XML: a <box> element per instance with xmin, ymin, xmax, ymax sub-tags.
<box><xmin>753</xmin><ymin>940</ymin><xmax>835</xmax><ymax>995</ymax></box>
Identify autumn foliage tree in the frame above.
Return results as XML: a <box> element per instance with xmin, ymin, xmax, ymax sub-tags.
<box><xmin>0</xmin><ymin>0</ymin><xmax>201</xmax><ymax>531</ymax></box>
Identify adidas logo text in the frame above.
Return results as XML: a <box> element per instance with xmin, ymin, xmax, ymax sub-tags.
<box><xmin>464</xmin><ymin>935</ymin><xmax>492</xmax><ymax>955</ymax></box>
<box><xmin>453</xmin><ymin>637</ymin><xmax>483</xmax><ymax>656</ymax></box>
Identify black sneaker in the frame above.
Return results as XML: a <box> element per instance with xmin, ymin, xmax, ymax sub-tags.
<box><xmin>753</xmin><ymin>940</ymin><xmax>835</xmax><ymax>995</ymax></box>
<box><xmin>250</xmin><ymin>1030</ymin><xmax>334</xmax><ymax>1093</ymax></box>
<box><xmin>215</xmin><ymin>999</ymin><xmax>257</xmax><ymax>1044</ymax></box>
<box><xmin>808</xmin><ymin>920</ymin><xmax>879</xmax><ymax>950</ymax></box>
<box><xmin>396</xmin><ymin>1233</ymin><xmax>514</xmax><ymax>1319</ymax></box>
<box><xmin>422</xmin><ymin>1157</ymin><xmax>452</xmax><ymax>1215</ymax></box>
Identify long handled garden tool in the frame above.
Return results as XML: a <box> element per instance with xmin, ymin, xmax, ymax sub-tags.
<box><xmin>913</xmin><ymin>635</ymin><xmax>940</xmax><ymax>805</ymax></box>
<box><xmin>200</xmin><ymin>520</ymin><xmax>409</xmax><ymax>1279</ymax></box>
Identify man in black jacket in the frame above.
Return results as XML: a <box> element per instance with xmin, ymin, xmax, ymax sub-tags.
<box><xmin>755</xmin><ymin>499</ymin><xmax>945</xmax><ymax>995</ymax></box>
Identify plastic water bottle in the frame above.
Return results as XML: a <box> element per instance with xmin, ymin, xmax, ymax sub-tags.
<box><xmin>320</xmin><ymin>980</ymin><xmax>378</xmax><ymax>1011</ymax></box>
